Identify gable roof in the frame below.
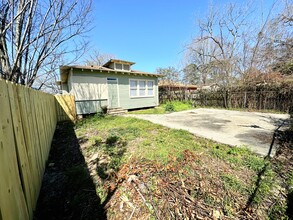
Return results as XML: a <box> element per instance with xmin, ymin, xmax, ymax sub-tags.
<box><xmin>59</xmin><ymin>65</ymin><xmax>163</xmax><ymax>83</ymax></box>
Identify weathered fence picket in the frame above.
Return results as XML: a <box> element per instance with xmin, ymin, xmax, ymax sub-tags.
<box><xmin>55</xmin><ymin>95</ymin><xmax>76</xmax><ymax>122</ymax></box>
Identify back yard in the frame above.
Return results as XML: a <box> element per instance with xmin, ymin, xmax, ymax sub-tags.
<box><xmin>35</xmin><ymin>113</ymin><xmax>293</xmax><ymax>219</ymax></box>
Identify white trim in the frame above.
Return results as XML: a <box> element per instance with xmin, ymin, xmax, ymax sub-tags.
<box><xmin>107</xmin><ymin>89</ymin><xmax>109</xmax><ymax>107</ymax></box>
<box><xmin>129</xmin><ymin>78</ymin><xmax>155</xmax><ymax>98</ymax></box>
<box><xmin>156</xmin><ymin>79</ymin><xmax>159</xmax><ymax>105</ymax></box>
<box><xmin>117</xmin><ymin>78</ymin><xmax>120</xmax><ymax>107</ymax></box>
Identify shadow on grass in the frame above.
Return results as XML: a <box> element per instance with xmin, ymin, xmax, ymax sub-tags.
<box><xmin>277</xmin><ymin>113</ymin><xmax>293</xmax><ymax>218</ymax></box>
<box><xmin>245</xmin><ymin>162</ymin><xmax>269</xmax><ymax>210</ymax></box>
<box><xmin>245</xmin><ymin>114</ymin><xmax>292</xmax><ymax>212</ymax></box>
<box><xmin>246</xmin><ymin>113</ymin><xmax>293</xmax><ymax>219</ymax></box>
<box><xmin>287</xmin><ymin>191</ymin><xmax>293</xmax><ymax>219</ymax></box>
<box><xmin>94</xmin><ymin>133</ymin><xmax>127</xmax><ymax>206</ymax></box>
<box><xmin>34</xmin><ymin>121</ymin><xmax>106</xmax><ymax>220</ymax></box>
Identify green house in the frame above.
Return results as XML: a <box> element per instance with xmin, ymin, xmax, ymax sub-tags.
<box><xmin>59</xmin><ymin>59</ymin><xmax>162</xmax><ymax>115</ymax></box>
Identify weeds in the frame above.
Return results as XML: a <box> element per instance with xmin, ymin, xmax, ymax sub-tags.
<box><xmin>197</xmin><ymin>105</ymin><xmax>286</xmax><ymax>114</ymax></box>
<box><xmin>128</xmin><ymin>101</ymin><xmax>194</xmax><ymax>114</ymax></box>
<box><xmin>75</xmin><ymin>115</ymin><xmax>289</xmax><ymax>219</ymax></box>
<box><xmin>246</xmin><ymin>161</ymin><xmax>276</xmax><ymax>207</ymax></box>
<box><xmin>209</xmin><ymin>144</ymin><xmax>266</xmax><ymax>172</ymax></box>
<box><xmin>164</xmin><ymin>102</ymin><xmax>175</xmax><ymax>112</ymax></box>
<box><xmin>221</xmin><ymin>173</ymin><xmax>246</xmax><ymax>193</ymax></box>
<box><xmin>268</xmin><ymin>200</ymin><xmax>288</xmax><ymax>220</ymax></box>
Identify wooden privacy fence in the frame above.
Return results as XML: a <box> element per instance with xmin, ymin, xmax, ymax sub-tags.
<box><xmin>159</xmin><ymin>84</ymin><xmax>293</xmax><ymax>113</ymax></box>
<box><xmin>55</xmin><ymin>95</ymin><xmax>76</xmax><ymax>122</ymax></box>
<box><xmin>0</xmin><ymin>80</ymin><xmax>76</xmax><ymax>219</ymax></box>
<box><xmin>192</xmin><ymin>87</ymin><xmax>293</xmax><ymax>112</ymax></box>
<box><xmin>159</xmin><ymin>87</ymin><xmax>198</xmax><ymax>103</ymax></box>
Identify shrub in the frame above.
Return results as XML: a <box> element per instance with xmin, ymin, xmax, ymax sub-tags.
<box><xmin>101</xmin><ymin>105</ymin><xmax>108</xmax><ymax>114</ymax></box>
<box><xmin>106</xmin><ymin>135</ymin><xmax>119</xmax><ymax>146</ymax></box>
<box><xmin>95</xmin><ymin>111</ymin><xmax>105</xmax><ymax>118</ymax></box>
<box><xmin>165</xmin><ymin>102</ymin><xmax>175</xmax><ymax>112</ymax></box>
<box><xmin>95</xmin><ymin>106</ymin><xmax>108</xmax><ymax>118</ymax></box>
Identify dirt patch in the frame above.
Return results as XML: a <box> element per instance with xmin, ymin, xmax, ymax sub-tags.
<box><xmin>34</xmin><ymin>122</ymin><xmax>105</xmax><ymax>220</ymax></box>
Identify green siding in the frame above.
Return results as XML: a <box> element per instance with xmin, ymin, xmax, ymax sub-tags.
<box><xmin>118</xmin><ymin>75</ymin><xmax>158</xmax><ymax>109</ymax></box>
<box><xmin>76</xmin><ymin>100</ymin><xmax>108</xmax><ymax>115</ymax></box>
<box><xmin>71</xmin><ymin>69</ymin><xmax>159</xmax><ymax>114</ymax></box>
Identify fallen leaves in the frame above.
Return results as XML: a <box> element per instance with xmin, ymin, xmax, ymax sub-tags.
<box><xmin>104</xmin><ymin>150</ymin><xmax>260</xmax><ymax>219</ymax></box>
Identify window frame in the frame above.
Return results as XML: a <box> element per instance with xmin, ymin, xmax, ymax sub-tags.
<box><xmin>147</xmin><ymin>81</ymin><xmax>154</xmax><ymax>96</ymax></box>
<box><xmin>114</xmin><ymin>63</ymin><xmax>131</xmax><ymax>71</ymax></box>
<box><xmin>123</xmin><ymin>64</ymin><xmax>130</xmax><ymax>71</ymax></box>
<box><xmin>129</xmin><ymin>79</ymin><xmax>155</xmax><ymax>98</ymax></box>
<box><xmin>130</xmin><ymin>80</ymin><xmax>138</xmax><ymax>97</ymax></box>
<box><xmin>114</xmin><ymin>63</ymin><xmax>123</xmax><ymax>70</ymax></box>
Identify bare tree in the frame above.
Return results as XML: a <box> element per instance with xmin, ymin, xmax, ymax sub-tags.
<box><xmin>157</xmin><ymin>66</ymin><xmax>181</xmax><ymax>84</ymax></box>
<box><xmin>184</xmin><ymin>39</ymin><xmax>219</xmax><ymax>85</ymax></box>
<box><xmin>183</xmin><ymin>63</ymin><xmax>200</xmax><ymax>85</ymax></box>
<box><xmin>264</xmin><ymin>1</ymin><xmax>293</xmax><ymax>75</ymax></box>
<box><xmin>280</xmin><ymin>0</ymin><xmax>293</xmax><ymax>25</ymax></box>
<box><xmin>0</xmin><ymin>0</ymin><xmax>92</xmax><ymax>88</ymax></box>
<box><xmin>185</xmin><ymin>2</ymin><xmax>252</xmax><ymax>86</ymax></box>
<box><xmin>85</xmin><ymin>50</ymin><xmax>116</xmax><ymax>66</ymax></box>
<box><xmin>156</xmin><ymin>66</ymin><xmax>182</xmax><ymax>101</ymax></box>
<box><xmin>184</xmin><ymin>0</ymin><xmax>292</xmax><ymax>87</ymax></box>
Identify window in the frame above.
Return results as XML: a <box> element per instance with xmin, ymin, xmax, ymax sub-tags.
<box><xmin>130</xmin><ymin>80</ymin><xmax>137</xmax><ymax>97</ymax></box>
<box><xmin>129</xmin><ymin>79</ymin><xmax>154</xmax><ymax>97</ymax></box>
<box><xmin>115</xmin><ymin>63</ymin><xmax>122</xmax><ymax>70</ymax></box>
<box><xmin>114</xmin><ymin>63</ymin><xmax>130</xmax><ymax>71</ymax></box>
<box><xmin>139</xmin><ymin>81</ymin><xmax>146</xmax><ymax>96</ymax></box>
<box><xmin>147</xmin><ymin>81</ymin><xmax>154</xmax><ymax>96</ymax></box>
<box><xmin>123</xmin><ymin>64</ymin><xmax>130</xmax><ymax>71</ymax></box>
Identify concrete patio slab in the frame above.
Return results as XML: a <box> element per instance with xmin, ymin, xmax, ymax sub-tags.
<box><xmin>127</xmin><ymin>108</ymin><xmax>290</xmax><ymax>156</ymax></box>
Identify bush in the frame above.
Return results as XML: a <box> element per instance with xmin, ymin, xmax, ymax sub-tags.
<box><xmin>106</xmin><ymin>135</ymin><xmax>119</xmax><ymax>146</ymax></box>
<box><xmin>95</xmin><ymin>105</ymin><xmax>108</xmax><ymax>118</ymax></box>
<box><xmin>101</xmin><ymin>105</ymin><xmax>108</xmax><ymax>114</ymax></box>
<box><xmin>165</xmin><ymin>102</ymin><xmax>175</xmax><ymax>112</ymax></box>
<box><xmin>95</xmin><ymin>111</ymin><xmax>105</xmax><ymax>118</ymax></box>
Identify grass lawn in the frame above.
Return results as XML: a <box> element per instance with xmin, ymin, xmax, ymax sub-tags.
<box><xmin>75</xmin><ymin>115</ymin><xmax>292</xmax><ymax>219</ymax></box>
<box><xmin>128</xmin><ymin>100</ymin><xmax>194</xmax><ymax>114</ymax></box>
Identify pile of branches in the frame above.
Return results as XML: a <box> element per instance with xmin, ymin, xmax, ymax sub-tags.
<box><xmin>104</xmin><ymin>150</ymin><xmax>260</xmax><ymax>219</ymax></box>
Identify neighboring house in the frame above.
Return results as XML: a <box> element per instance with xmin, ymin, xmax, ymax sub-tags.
<box><xmin>200</xmin><ymin>83</ymin><xmax>220</xmax><ymax>91</ymax></box>
<box><xmin>158</xmin><ymin>80</ymin><xmax>197</xmax><ymax>102</ymax></box>
<box><xmin>58</xmin><ymin>59</ymin><xmax>162</xmax><ymax>115</ymax></box>
<box><xmin>159</xmin><ymin>80</ymin><xmax>197</xmax><ymax>91</ymax></box>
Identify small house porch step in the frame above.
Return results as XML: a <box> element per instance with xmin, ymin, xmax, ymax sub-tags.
<box><xmin>107</xmin><ymin>107</ymin><xmax>127</xmax><ymax>115</ymax></box>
